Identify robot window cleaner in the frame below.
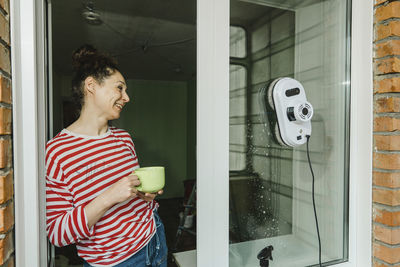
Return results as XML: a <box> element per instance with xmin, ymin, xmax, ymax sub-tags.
<box><xmin>261</xmin><ymin>77</ymin><xmax>314</xmax><ymax>147</ymax></box>
<box><xmin>258</xmin><ymin>77</ymin><xmax>322</xmax><ymax>267</ymax></box>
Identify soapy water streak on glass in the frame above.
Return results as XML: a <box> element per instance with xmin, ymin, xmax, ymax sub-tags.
<box><xmin>229</xmin><ymin>24</ymin><xmax>294</xmax><ymax>244</ymax></box>
<box><xmin>229</xmin><ymin>0</ymin><xmax>350</xmax><ymax>266</ymax></box>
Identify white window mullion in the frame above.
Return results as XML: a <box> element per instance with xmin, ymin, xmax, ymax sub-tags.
<box><xmin>197</xmin><ymin>0</ymin><xmax>230</xmax><ymax>266</ymax></box>
<box><xmin>348</xmin><ymin>0</ymin><xmax>373</xmax><ymax>265</ymax></box>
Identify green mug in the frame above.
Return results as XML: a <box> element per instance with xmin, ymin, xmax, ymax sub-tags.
<box><xmin>134</xmin><ymin>166</ymin><xmax>165</xmax><ymax>193</ymax></box>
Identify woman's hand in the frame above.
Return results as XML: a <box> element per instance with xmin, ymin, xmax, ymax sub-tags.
<box><xmin>84</xmin><ymin>172</ymin><xmax>141</xmax><ymax>228</ymax></box>
<box><xmin>137</xmin><ymin>190</ymin><xmax>163</xmax><ymax>202</ymax></box>
<box><xmin>103</xmin><ymin>172</ymin><xmax>141</xmax><ymax>206</ymax></box>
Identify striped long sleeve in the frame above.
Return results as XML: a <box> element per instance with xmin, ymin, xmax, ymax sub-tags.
<box><xmin>45</xmin><ymin>127</ymin><xmax>157</xmax><ymax>266</ymax></box>
<box><xmin>46</xmin><ymin>173</ymin><xmax>94</xmax><ymax>246</ymax></box>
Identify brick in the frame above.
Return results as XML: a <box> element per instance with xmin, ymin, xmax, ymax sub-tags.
<box><xmin>376</xmin><ymin>40</ymin><xmax>400</xmax><ymax>58</ymax></box>
<box><xmin>0</xmin><ymin>108</ymin><xmax>11</xmax><ymax>135</ymax></box>
<box><xmin>0</xmin><ymin>0</ymin><xmax>9</xmax><ymax>15</ymax></box>
<box><xmin>0</xmin><ymin>171</ymin><xmax>12</xmax><ymax>204</ymax></box>
<box><xmin>0</xmin><ymin>202</ymin><xmax>13</xmax><ymax>233</ymax></box>
<box><xmin>0</xmin><ymin>140</ymin><xmax>10</xmax><ymax>169</ymax></box>
<box><xmin>375</xmin><ymin>0</ymin><xmax>388</xmax><ymax>6</ymax></box>
<box><xmin>375</xmin><ymin>2</ymin><xmax>400</xmax><ymax>22</ymax></box>
<box><xmin>374</xmin><ymin>117</ymin><xmax>400</xmax><ymax>132</ymax></box>
<box><xmin>376</xmin><ymin>21</ymin><xmax>400</xmax><ymax>41</ymax></box>
<box><xmin>375</xmin><ymin>135</ymin><xmax>400</xmax><ymax>150</ymax></box>
<box><xmin>374</xmin><ymin>242</ymin><xmax>400</xmax><ymax>264</ymax></box>
<box><xmin>374</xmin><ymin>152</ymin><xmax>400</xmax><ymax>170</ymax></box>
<box><xmin>373</xmin><ymin>259</ymin><xmax>400</xmax><ymax>267</ymax></box>
<box><xmin>0</xmin><ymin>232</ymin><xmax>12</xmax><ymax>265</ymax></box>
<box><xmin>373</xmin><ymin>187</ymin><xmax>400</xmax><ymax>205</ymax></box>
<box><xmin>374</xmin><ymin>171</ymin><xmax>400</xmax><ymax>187</ymax></box>
<box><xmin>0</xmin><ymin>76</ymin><xmax>10</xmax><ymax>104</ymax></box>
<box><xmin>375</xmin><ymin>77</ymin><xmax>400</xmax><ymax>93</ymax></box>
<box><xmin>3</xmin><ymin>256</ymin><xmax>13</xmax><ymax>267</ymax></box>
<box><xmin>0</xmin><ymin>13</ymin><xmax>9</xmax><ymax>45</ymax></box>
<box><xmin>374</xmin><ymin>207</ymin><xmax>400</xmax><ymax>226</ymax></box>
<box><xmin>375</xmin><ymin>96</ymin><xmax>400</xmax><ymax>113</ymax></box>
<box><xmin>374</xmin><ymin>224</ymin><xmax>400</xmax><ymax>244</ymax></box>
<box><xmin>0</xmin><ymin>45</ymin><xmax>9</xmax><ymax>75</ymax></box>
<box><xmin>375</xmin><ymin>57</ymin><xmax>400</xmax><ymax>74</ymax></box>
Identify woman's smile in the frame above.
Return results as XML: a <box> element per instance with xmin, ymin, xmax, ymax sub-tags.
<box><xmin>93</xmin><ymin>71</ymin><xmax>130</xmax><ymax>119</ymax></box>
<box><xmin>115</xmin><ymin>103</ymin><xmax>124</xmax><ymax>110</ymax></box>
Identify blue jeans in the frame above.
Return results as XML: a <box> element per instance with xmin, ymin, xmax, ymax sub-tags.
<box><xmin>84</xmin><ymin>211</ymin><xmax>168</xmax><ymax>267</ymax></box>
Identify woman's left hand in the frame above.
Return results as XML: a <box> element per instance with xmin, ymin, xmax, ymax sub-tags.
<box><xmin>137</xmin><ymin>190</ymin><xmax>163</xmax><ymax>202</ymax></box>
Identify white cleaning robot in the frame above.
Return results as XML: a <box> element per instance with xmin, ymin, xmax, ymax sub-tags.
<box><xmin>261</xmin><ymin>77</ymin><xmax>313</xmax><ymax>147</ymax></box>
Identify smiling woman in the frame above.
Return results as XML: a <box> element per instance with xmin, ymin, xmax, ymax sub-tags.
<box><xmin>70</xmin><ymin>45</ymin><xmax>129</xmax><ymax>122</ymax></box>
<box><xmin>45</xmin><ymin>45</ymin><xmax>167</xmax><ymax>266</ymax></box>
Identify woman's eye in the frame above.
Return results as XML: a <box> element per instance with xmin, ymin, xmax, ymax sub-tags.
<box><xmin>117</xmin><ymin>86</ymin><xmax>123</xmax><ymax>90</ymax></box>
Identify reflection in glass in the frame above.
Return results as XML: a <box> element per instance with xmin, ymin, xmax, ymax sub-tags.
<box><xmin>230</xmin><ymin>64</ymin><xmax>247</xmax><ymax>171</ymax></box>
<box><xmin>230</xmin><ymin>26</ymin><xmax>247</xmax><ymax>58</ymax></box>
<box><xmin>229</xmin><ymin>0</ymin><xmax>350</xmax><ymax>266</ymax></box>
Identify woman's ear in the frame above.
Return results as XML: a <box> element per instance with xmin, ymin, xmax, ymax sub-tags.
<box><xmin>84</xmin><ymin>76</ymin><xmax>96</xmax><ymax>95</ymax></box>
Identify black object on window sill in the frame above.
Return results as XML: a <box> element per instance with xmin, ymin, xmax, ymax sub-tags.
<box><xmin>257</xmin><ymin>245</ymin><xmax>273</xmax><ymax>267</ymax></box>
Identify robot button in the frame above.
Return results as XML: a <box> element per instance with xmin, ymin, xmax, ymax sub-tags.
<box><xmin>297</xmin><ymin>135</ymin><xmax>302</xmax><ymax>140</ymax></box>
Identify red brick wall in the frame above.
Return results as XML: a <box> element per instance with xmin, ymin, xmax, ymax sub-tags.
<box><xmin>373</xmin><ymin>0</ymin><xmax>400</xmax><ymax>266</ymax></box>
<box><xmin>0</xmin><ymin>1</ymin><xmax>394</xmax><ymax>266</ymax></box>
<box><xmin>0</xmin><ymin>0</ymin><xmax>12</xmax><ymax>266</ymax></box>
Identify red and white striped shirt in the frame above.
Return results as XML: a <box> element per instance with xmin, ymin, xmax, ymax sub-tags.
<box><xmin>46</xmin><ymin>127</ymin><xmax>157</xmax><ymax>266</ymax></box>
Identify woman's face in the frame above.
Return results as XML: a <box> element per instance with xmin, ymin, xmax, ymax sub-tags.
<box><xmin>91</xmin><ymin>70</ymin><xmax>130</xmax><ymax>120</ymax></box>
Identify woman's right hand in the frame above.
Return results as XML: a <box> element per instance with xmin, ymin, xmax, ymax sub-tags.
<box><xmin>103</xmin><ymin>172</ymin><xmax>141</xmax><ymax>206</ymax></box>
<box><xmin>84</xmin><ymin>172</ymin><xmax>141</xmax><ymax>229</ymax></box>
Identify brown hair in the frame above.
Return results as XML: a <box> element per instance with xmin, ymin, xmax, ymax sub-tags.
<box><xmin>71</xmin><ymin>44</ymin><xmax>120</xmax><ymax>111</ymax></box>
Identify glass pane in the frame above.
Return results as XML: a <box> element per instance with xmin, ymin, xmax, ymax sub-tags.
<box><xmin>229</xmin><ymin>0</ymin><xmax>350</xmax><ymax>266</ymax></box>
<box><xmin>230</xmin><ymin>26</ymin><xmax>247</xmax><ymax>58</ymax></box>
<box><xmin>230</xmin><ymin>65</ymin><xmax>247</xmax><ymax>171</ymax></box>
<box><xmin>50</xmin><ymin>1</ymin><xmax>196</xmax><ymax>266</ymax></box>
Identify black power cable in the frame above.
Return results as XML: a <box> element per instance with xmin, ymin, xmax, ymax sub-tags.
<box><xmin>306</xmin><ymin>135</ymin><xmax>322</xmax><ymax>267</ymax></box>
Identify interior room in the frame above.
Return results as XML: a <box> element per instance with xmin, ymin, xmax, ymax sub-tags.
<box><xmin>49</xmin><ymin>0</ymin><xmax>350</xmax><ymax>266</ymax></box>
<box><xmin>49</xmin><ymin>0</ymin><xmax>196</xmax><ymax>266</ymax></box>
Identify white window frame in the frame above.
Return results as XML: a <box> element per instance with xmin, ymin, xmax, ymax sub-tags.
<box><xmin>10</xmin><ymin>0</ymin><xmax>371</xmax><ymax>266</ymax></box>
<box><xmin>11</xmin><ymin>0</ymin><xmax>48</xmax><ymax>266</ymax></box>
<box><xmin>196</xmin><ymin>0</ymin><xmax>230</xmax><ymax>265</ymax></box>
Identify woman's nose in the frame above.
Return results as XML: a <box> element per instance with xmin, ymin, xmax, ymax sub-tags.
<box><xmin>122</xmin><ymin>90</ymin><xmax>130</xmax><ymax>103</ymax></box>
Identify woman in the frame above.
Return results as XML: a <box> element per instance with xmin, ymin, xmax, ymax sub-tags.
<box><xmin>46</xmin><ymin>45</ymin><xmax>167</xmax><ymax>266</ymax></box>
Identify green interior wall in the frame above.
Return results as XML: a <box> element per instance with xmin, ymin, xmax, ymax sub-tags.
<box><xmin>52</xmin><ymin>71</ymin><xmax>196</xmax><ymax>200</ymax></box>
<box><xmin>114</xmin><ymin>79</ymin><xmax>192</xmax><ymax>199</ymax></box>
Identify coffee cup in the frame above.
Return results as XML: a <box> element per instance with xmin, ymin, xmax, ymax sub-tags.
<box><xmin>134</xmin><ymin>166</ymin><xmax>165</xmax><ymax>193</ymax></box>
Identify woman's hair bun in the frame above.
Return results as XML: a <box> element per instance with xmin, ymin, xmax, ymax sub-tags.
<box><xmin>72</xmin><ymin>44</ymin><xmax>98</xmax><ymax>70</ymax></box>
<box><xmin>71</xmin><ymin>44</ymin><xmax>119</xmax><ymax>112</ymax></box>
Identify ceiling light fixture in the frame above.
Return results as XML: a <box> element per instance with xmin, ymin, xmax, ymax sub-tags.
<box><xmin>82</xmin><ymin>1</ymin><xmax>103</xmax><ymax>25</ymax></box>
